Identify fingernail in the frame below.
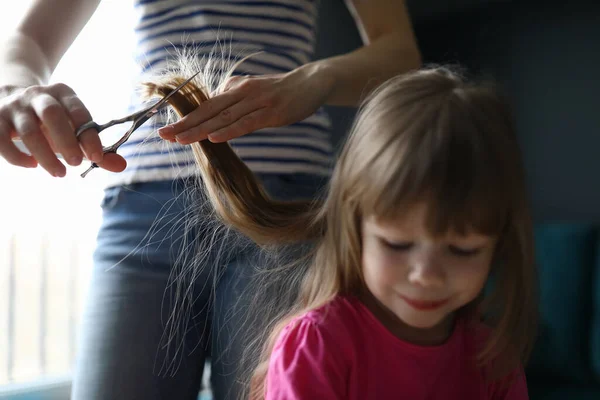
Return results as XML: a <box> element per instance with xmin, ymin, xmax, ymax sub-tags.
<box><xmin>158</xmin><ymin>126</ymin><xmax>174</xmax><ymax>136</ymax></box>
<box><xmin>67</xmin><ymin>156</ymin><xmax>82</xmax><ymax>166</ymax></box>
<box><xmin>175</xmin><ymin>133</ymin><xmax>190</xmax><ymax>144</ymax></box>
<box><xmin>208</xmin><ymin>132</ymin><xmax>225</xmax><ymax>142</ymax></box>
<box><xmin>90</xmin><ymin>152</ymin><xmax>103</xmax><ymax>163</ymax></box>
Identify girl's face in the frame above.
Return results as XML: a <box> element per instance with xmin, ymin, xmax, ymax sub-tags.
<box><xmin>360</xmin><ymin>202</ymin><xmax>497</xmax><ymax>345</ymax></box>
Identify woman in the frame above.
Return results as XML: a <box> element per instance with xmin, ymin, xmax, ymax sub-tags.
<box><xmin>0</xmin><ymin>1</ymin><xmax>421</xmax><ymax>399</ymax></box>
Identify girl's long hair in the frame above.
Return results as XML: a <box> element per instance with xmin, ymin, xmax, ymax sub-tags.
<box><xmin>142</xmin><ymin>59</ymin><xmax>537</xmax><ymax>399</ymax></box>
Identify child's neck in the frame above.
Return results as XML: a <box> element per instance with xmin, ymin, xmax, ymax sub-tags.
<box><xmin>357</xmin><ymin>288</ymin><xmax>456</xmax><ymax>346</ymax></box>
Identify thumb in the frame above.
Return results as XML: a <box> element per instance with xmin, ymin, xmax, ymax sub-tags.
<box><xmin>95</xmin><ymin>153</ymin><xmax>127</xmax><ymax>172</ymax></box>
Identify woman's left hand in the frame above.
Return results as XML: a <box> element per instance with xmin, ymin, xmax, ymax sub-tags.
<box><xmin>157</xmin><ymin>64</ymin><xmax>334</xmax><ymax>144</ymax></box>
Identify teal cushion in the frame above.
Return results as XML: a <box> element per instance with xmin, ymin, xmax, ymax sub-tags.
<box><xmin>592</xmin><ymin>234</ymin><xmax>600</xmax><ymax>380</ymax></box>
<box><xmin>527</xmin><ymin>224</ymin><xmax>597</xmax><ymax>383</ymax></box>
<box><xmin>528</xmin><ymin>384</ymin><xmax>600</xmax><ymax>400</ymax></box>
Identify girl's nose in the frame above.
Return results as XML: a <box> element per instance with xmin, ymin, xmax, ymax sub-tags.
<box><xmin>407</xmin><ymin>250</ymin><xmax>446</xmax><ymax>289</ymax></box>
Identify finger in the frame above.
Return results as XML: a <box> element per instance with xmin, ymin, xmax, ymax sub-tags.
<box><xmin>158</xmin><ymin>89</ymin><xmax>243</xmax><ymax>139</ymax></box>
<box><xmin>95</xmin><ymin>152</ymin><xmax>127</xmax><ymax>173</ymax></box>
<box><xmin>174</xmin><ymin>100</ymin><xmax>263</xmax><ymax>145</ymax></box>
<box><xmin>208</xmin><ymin>108</ymin><xmax>268</xmax><ymax>143</ymax></box>
<box><xmin>52</xmin><ymin>84</ymin><xmax>103</xmax><ymax>163</ymax></box>
<box><xmin>30</xmin><ymin>93</ymin><xmax>83</xmax><ymax>166</ymax></box>
<box><xmin>0</xmin><ymin>119</ymin><xmax>37</xmax><ymax>167</ymax></box>
<box><xmin>13</xmin><ymin>111</ymin><xmax>66</xmax><ymax>177</ymax></box>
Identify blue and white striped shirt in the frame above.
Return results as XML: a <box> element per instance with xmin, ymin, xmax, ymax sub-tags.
<box><xmin>106</xmin><ymin>0</ymin><xmax>334</xmax><ymax>187</ymax></box>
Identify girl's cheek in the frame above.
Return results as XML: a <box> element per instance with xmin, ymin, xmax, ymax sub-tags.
<box><xmin>378</xmin><ymin>252</ymin><xmax>408</xmax><ymax>280</ymax></box>
<box><xmin>450</xmin><ymin>256</ymin><xmax>493</xmax><ymax>288</ymax></box>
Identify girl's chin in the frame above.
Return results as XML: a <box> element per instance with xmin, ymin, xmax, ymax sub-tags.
<box><xmin>395</xmin><ymin>310</ymin><xmax>449</xmax><ymax>330</ymax></box>
<box><xmin>395</xmin><ymin>309</ymin><xmax>456</xmax><ymax>339</ymax></box>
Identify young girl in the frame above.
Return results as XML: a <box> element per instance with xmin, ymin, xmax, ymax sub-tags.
<box><xmin>144</xmin><ymin>64</ymin><xmax>537</xmax><ymax>399</ymax></box>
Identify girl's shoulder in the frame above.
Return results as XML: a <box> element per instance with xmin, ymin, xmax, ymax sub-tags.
<box><xmin>462</xmin><ymin>319</ymin><xmax>528</xmax><ymax>398</ymax></box>
<box><xmin>464</xmin><ymin>319</ymin><xmax>521</xmax><ymax>362</ymax></box>
<box><xmin>302</xmin><ymin>295</ymin><xmax>362</xmax><ymax>326</ymax></box>
<box><xmin>266</xmin><ymin>297</ymin><xmax>357</xmax><ymax>398</ymax></box>
<box><xmin>274</xmin><ymin>296</ymin><xmax>360</xmax><ymax>353</ymax></box>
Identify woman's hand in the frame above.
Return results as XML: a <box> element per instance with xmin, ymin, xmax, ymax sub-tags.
<box><xmin>0</xmin><ymin>83</ymin><xmax>126</xmax><ymax>177</ymax></box>
<box><xmin>157</xmin><ymin>63</ymin><xmax>335</xmax><ymax>144</ymax></box>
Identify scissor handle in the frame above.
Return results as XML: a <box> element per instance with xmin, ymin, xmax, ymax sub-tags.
<box><xmin>75</xmin><ymin>121</ymin><xmax>102</xmax><ymax>138</ymax></box>
<box><xmin>75</xmin><ymin>113</ymin><xmax>139</xmax><ymax>138</ymax></box>
<box><xmin>76</xmin><ymin>70</ymin><xmax>202</xmax><ymax>178</ymax></box>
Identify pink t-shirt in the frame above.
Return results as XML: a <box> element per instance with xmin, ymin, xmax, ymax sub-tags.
<box><xmin>266</xmin><ymin>296</ymin><xmax>528</xmax><ymax>400</ymax></box>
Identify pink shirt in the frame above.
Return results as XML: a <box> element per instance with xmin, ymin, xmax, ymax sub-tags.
<box><xmin>266</xmin><ymin>296</ymin><xmax>528</xmax><ymax>400</ymax></box>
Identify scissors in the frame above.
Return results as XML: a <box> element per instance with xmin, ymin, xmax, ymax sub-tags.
<box><xmin>76</xmin><ymin>70</ymin><xmax>201</xmax><ymax>178</ymax></box>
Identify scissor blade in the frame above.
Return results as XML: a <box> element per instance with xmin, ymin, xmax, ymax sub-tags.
<box><xmin>149</xmin><ymin>70</ymin><xmax>202</xmax><ymax>113</ymax></box>
<box><xmin>106</xmin><ymin>70</ymin><xmax>204</xmax><ymax>152</ymax></box>
<box><xmin>128</xmin><ymin>70</ymin><xmax>203</xmax><ymax>120</ymax></box>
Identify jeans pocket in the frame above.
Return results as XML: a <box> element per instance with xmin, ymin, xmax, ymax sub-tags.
<box><xmin>99</xmin><ymin>186</ymin><xmax>123</xmax><ymax>210</ymax></box>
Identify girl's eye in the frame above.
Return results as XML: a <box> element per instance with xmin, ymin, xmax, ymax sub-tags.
<box><xmin>448</xmin><ymin>245</ymin><xmax>482</xmax><ymax>257</ymax></box>
<box><xmin>383</xmin><ymin>240</ymin><xmax>413</xmax><ymax>251</ymax></box>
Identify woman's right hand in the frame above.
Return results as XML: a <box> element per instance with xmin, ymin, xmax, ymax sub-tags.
<box><xmin>0</xmin><ymin>83</ymin><xmax>126</xmax><ymax>177</ymax></box>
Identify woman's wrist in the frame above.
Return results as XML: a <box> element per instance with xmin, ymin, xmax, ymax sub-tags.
<box><xmin>291</xmin><ymin>61</ymin><xmax>337</xmax><ymax>104</ymax></box>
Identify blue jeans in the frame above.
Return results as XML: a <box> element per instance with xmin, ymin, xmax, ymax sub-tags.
<box><xmin>70</xmin><ymin>174</ymin><xmax>325</xmax><ymax>400</ymax></box>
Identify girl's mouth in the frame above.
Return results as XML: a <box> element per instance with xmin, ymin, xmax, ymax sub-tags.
<box><xmin>400</xmin><ymin>295</ymin><xmax>449</xmax><ymax>311</ymax></box>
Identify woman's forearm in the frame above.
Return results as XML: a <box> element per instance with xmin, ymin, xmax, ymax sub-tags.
<box><xmin>1</xmin><ymin>0</ymin><xmax>101</xmax><ymax>94</ymax></box>
<box><xmin>0</xmin><ymin>33</ymin><xmax>51</xmax><ymax>92</ymax></box>
<box><xmin>305</xmin><ymin>31</ymin><xmax>422</xmax><ymax>108</ymax></box>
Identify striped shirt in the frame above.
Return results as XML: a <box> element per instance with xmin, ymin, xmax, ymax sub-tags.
<box><xmin>105</xmin><ymin>0</ymin><xmax>334</xmax><ymax>188</ymax></box>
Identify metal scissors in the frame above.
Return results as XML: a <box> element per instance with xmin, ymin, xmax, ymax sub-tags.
<box><xmin>76</xmin><ymin>70</ymin><xmax>201</xmax><ymax>178</ymax></box>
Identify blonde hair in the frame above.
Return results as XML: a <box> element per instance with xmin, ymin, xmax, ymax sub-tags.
<box><xmin>142</xmin><ymin>63</ymin><xmax>536</xmax><ymax>399</ymax></box>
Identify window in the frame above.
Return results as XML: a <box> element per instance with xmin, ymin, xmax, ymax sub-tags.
<box><xmin>0</xmin><ymin>1</ymin><xmax>135</xmax><ymax>396</ymax></box>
